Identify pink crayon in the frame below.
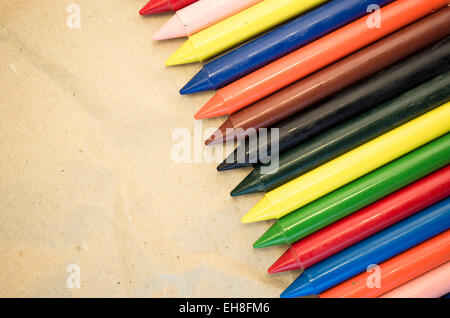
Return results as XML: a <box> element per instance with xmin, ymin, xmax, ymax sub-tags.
<box><xmin>153</xmin><ymin>0</ymin><xmax>263</xmax><ymax>40</ymax></box>
<box><xmin>381</xmin><ymin>262</ymin><xmax>450</xmax><ymax>298</ymax></box>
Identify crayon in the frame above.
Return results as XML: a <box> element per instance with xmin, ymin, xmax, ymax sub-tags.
<box><xmin>242</xmin><ymin>103</ymin><xmax>450</xmax><ymax>224</ymax></box>
<box><xmin>140</xmin><ymin>0</ymin><xmax>198</xmax><ymax>15</ymax></box>
<box><xmin>220</xmin><ymin>33</ymin><xmax>450</xmax><ymax>173</ymax></box>
<box><xmin>209</xmin><ymin>10</ymin><xmax>450</xmax><ymax>147</ymax></box>
<box><xmin>196</xmin><ymin>0</ymin><xmax>449</xmax><ymax>119</ymax></box>
<box><xmin>253</xmin><ymin>134</ymin><xmax>450</xmax><ymax>248</ymax></box>
<box><xmin>231</xmin><ymin>68</ymin><xmax>450</xmax><ymax>195</ymax></box>
<box><xmin>165</xmin><ymin>0</ymin><xmax>328</xmax><ymax>65</ymax></box>
<box><xmin>380</xmin><ymin>262</ymin><xmax>450</xmax><ymax>298</ymax></box>
<box><xmin>181</xmin><ymin>0</ymin><xmax>394</xmax><ymax>94</ymax></box>
<box><xmin>280</xmin><ymin>198</ymin><xmax>450</xmax><ymax>298</ymax></box>
<box><xmin>269</xmin><ymin>168</ymin><xmax>450</xmax><ymax>274</ymax></box>
<box><xmin>320</xmin><ymin>230</ymin><xmax>450</xmax><ymax>298</ymax></box>
<box><xmin>153</xmin><ymin>0</ymin><xmax>263</xmax><ymax>40</ymax></box>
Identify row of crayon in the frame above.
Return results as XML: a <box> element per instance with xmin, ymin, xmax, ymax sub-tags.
<box><xmin>141</xmin><ymin>0</ymin><xmax>450</xmax><ymax>298</ymax></box>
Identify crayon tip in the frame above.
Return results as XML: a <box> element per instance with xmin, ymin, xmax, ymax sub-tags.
<box><xmin>253</xmin><ymin>222</ymin><xmax>287</xmax><ymax>248</ymax></box>
<box><xmin>165</xmin><ymin>40</ymin><xmax>199</xmax><ymax>66</ymax></box>
<box><xmin>217</xmin><ymin>161</ymin><xmax>251</xmax><ymax>171</ymax></box>
<box><xmin>140</xmin><ymin>0</ymin><xmax>171</xmax><ymax>15</ymax></box>
<box><xmin>230</xmin><ymin>170</ymin><xmax>264</xmax><ymax>197</ymax></box>
<box><xmin>205</xmin><ymin>119</ymin><xmax>235</xmax><ymax>145</ymax></box>
<box><xmin>180</xmin><ymin>68</ymin><xmax>215</xmax><ymax>94</ymax></box>
<box><xmin>194</xmin><ymin>93</ymin><xmax>226</xmax><ymax>119</ymax></box>
<box><xmin>268</xmin><ymin>248</ymin><xmax>302</xmax><ymax>274</ymax></box>
<box><xmin>153</xmin><ymin>14</ymin><xmax>187</xmax><ymax>40</ymax></box>
<box><xmin>280</xmin><ymin>274</ymin><xmax>315</xmax><ymax>298</ymax></box>
<box><xmin>218</xmin><ymin>145</ymin><xmax>253</xmax><ymax>171</ymax></box>
<box><xmin>241</xmin><ymin>196</ymin><xmax>275</xmax><ymax>223</ymax></box>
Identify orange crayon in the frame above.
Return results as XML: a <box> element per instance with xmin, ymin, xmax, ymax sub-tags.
<box><xmin>380</xmin><ymin>262</ymin><xmax>450</xmax><ymax>298</ymax></box>
<box><xmin>196</xmin><ymin>0</ymin><xmax>450</xmax><ymax>119</ymax></box>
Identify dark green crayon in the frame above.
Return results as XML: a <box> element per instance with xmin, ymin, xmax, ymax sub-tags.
<box><xmin>232</xmin><ymin>71</ymin><xmax>450</xmax><ymax>197</ymax></box>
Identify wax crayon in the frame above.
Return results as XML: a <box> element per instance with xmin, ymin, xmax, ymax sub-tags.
<box><xmin>209</xmin><ymin>10</ymin><xmax>450</xmax><ymax>147</ymax></box>
<box><xmin>320</xmin><ymin>230</ymin><xmax>450</xmax><ymax>298</ymax></box>
<box><xmin>140</xmin><ymin>0</ymin><xmax>198</xmax><ymax>15</ymax></box>
<box><xmin>220</xmin><ymin>34</ymin><xmax>450</xmax><ymax>172</ymax></box>
<box><xmin>154</xmin><ymin>0</ymin><xmax>263</xmax><ymax>40</ymax></box>
<box><xmin>268</xmin><ymin>168</ymin><xmax>450</xmax><ymax>274</ymax></box>
<box><xmin>181</xmin><ymin>0</ymin><xmax>394</xmax><ymax>94</ymax></box>
<box><xmin>380</xmin><ymin>262</ymin><xmax>450</xmax><ymax>298</ymax></box>
<box><xmin>242</xmin><ymin>103</ymin><xmax>450</xmax><ymax>224</ymax></box>
<box><xmin>253</xmin><ymin>135</ymin><xmax>450</xmax><ymax>248</ymax></box>
<box><xmin>231</xmin><ymin>69</ymin><xmax>450</xmax><ymax>195</ymax></box>
<box><xmin>165</xmin><ymin>0</ymin><xmax>328</xmax><ymax>65</ymax></box>
<box><xmin>196</xmin><ymin>0</ymin><xmax>449</xmax><ymax>119</ymax></box>
<box><xmin>280</xmin><ymin>198</ymin><xmax>450</xmax><ymax>298</ymax></box>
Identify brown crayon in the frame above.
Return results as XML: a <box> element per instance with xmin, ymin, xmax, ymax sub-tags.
<box><xmin>206</xmin><ymin>8</ymin><xmax>450</xmax><ymax>145</ymax></box>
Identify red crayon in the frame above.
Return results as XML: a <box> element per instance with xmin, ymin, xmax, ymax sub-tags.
<box><xmin>140</xmin><ymin>0</ymin><xmax>198</xmax><ymax>15</ymax></box>
<box><xmin>269</xmin><ymin>166</ymin><xmax>450</xmax><ymax>274</ymax></box>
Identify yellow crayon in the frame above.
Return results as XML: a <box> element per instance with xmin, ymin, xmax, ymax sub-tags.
<box><xmin>242</xmin><ymin>102</ymin><xmax>450</xmax><ymax>223</ymax></box>
<box><xmin>165</xmin><ymin>0</ymin><xmax>329</xmax><ymax>65</ymax></box>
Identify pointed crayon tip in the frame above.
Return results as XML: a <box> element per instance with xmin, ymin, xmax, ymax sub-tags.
<box><xmin>230</xmin><ymin>170</ymin><xmax>264</xmax><ymax>197</ymax></box>
<box><xmin>217</xmin><ymin>161</ymin><xmax>251</xmax><ymax>171</ymax></box>
<box><xmin>166</xmin><ymin>39</ymin><xmax>199</xmax><ymax>66</ymax></box>
<box><xmin>153</xmin><ymin>14</ymin><xmax>186</xmax><ymax>40</ymax></box>
<box><xmin>205</xmin><ymin>119</ymin><xmax>235</xmax><ymax>145</ymax></box>
<box><xmin>194</xmin><ymin>93</ymin><xmax>226</xmax><ymax>119</ymax></box>
<box><xmin>217</xmin><ymin>146</ymin><xmax>252</xmax><ymax>171</ymax></box>
<box><xmin>280</xmin><ymin>274</ymin><xmax>315</xmax><ymax>298</ymax></box>
<box><xmin>180</xmin><ymin>68</ymin><xmax>215</xmax><ymax>95</ymax></box>
<box><xmin>268</xmin><ymin>248</ymin><xmax>302</xmax><ymax>274</ymax></box>
<box><xmin>140</xmin><ymin>0</ymin><xmax>171</xmax><ymax>15</ymax></box>
<box><xmin>241</xmin><ymin>196</ymin><xmax>276</xmax><ymax>224</ymax></box>
<box><xmin>253</xmin><ymin>222</ymin><xmax>288</xmax><ymax>248</ymax></box>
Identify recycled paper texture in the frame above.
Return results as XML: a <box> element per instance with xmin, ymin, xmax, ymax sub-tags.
<box><xmin>0</xmin><ymin>0</ymin><xmax>297</xmax><ymax>297</ymax></box>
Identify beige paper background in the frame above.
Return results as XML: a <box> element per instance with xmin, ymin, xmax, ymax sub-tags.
<box><xmin>0</xmin><ymin>0</ymin><xmax>299</xmax><ymax>297</ymax></box>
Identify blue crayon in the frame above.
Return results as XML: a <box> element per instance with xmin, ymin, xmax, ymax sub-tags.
<box><xmin>180</xmin><ymin>0</ymin><xmax>394</xmax><ymax>95</ymax></box>
<box><xmin>280</xmin><ymin>197</ymin><xmax>450</xmax><ymax>298</ymax></box>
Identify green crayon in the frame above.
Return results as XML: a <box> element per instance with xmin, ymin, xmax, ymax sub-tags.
<box><xmin>254</xmin><ymin>133</ymin><xmax>450</xmax><ymax>248</ymax></box>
